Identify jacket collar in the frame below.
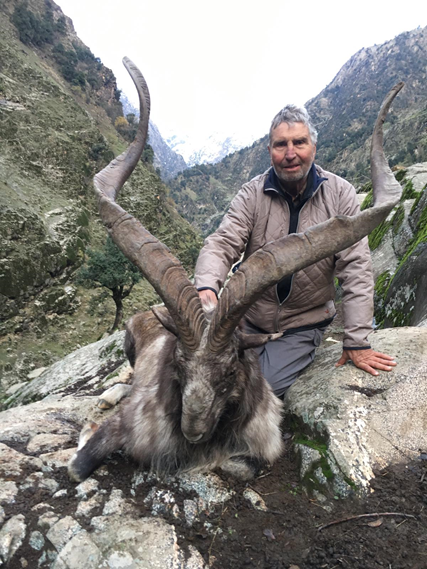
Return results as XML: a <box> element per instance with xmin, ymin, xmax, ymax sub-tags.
<box><xmin>264</xmin><ymin>163</ymin><xmax>327</xmax><ymax>201</ymax></box>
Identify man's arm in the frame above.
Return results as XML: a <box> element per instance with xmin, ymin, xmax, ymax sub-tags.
<box><xmin>334</xmin><ymin>182</ymin><xmax>396</xmax><ymax>375</ymax></box>
<box><xmin>194</xmin><ymin>182</ymin><xmax>257</xmax><ymax>301</ymax></box>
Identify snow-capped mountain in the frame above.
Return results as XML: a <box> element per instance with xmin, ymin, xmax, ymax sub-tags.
<box><xmin>165</xmin><ymin>131</ymin><xmax>258</xmax><ymax>167</ymax></box>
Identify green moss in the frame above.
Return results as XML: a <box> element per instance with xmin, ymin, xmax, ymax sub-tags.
<box><xmin>374</xmin><ymin>270</ymin><xmax>392</xmax><ymax>298</ymax></box>
<box><xmin>401</xmin><ymin>179</ymin><xmax>418</xmax><ymax>200</ymax></box>
<box><xmin>368</xmin><ymin>218</ymin><xmax>392</xmax><ymax>250</ymax></box>
<box><xmin>360</xmin><ymin>188</ymin><xmax>373</xmax><ymax>211</ymax></box>
<box><xmin>397</xmin><ymin>202</ymin><xmax>427</xmax><ymax>268</ymax></box>
<box><xmin>394</xmin><ymin>169</ymin><xmax>408</xmax><ymax>182</ymax></box>
<box><xmin>392</xmin><ymin>204</ymin><xmax>405</xmax><ymax>235</ymax></box>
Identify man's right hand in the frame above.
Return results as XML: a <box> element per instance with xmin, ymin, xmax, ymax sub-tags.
<box><xmin>198</xmin><ymin>289</ymin><xmax>218</xmax><ymax>308</ymax></box>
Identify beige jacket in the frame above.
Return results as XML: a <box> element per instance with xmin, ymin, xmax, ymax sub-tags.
<box><xmin>194</xmin><ymin>166</ymin><xmax>374</xmax><ymax>348</ymax></box>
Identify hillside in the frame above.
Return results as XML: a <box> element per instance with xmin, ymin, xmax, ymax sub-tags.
<box><xmin>0</xmin><ymin>0</ymin><xmax>202</xmax><ymax>389</ymax></box>
<box><xmin>170</xmin><ymin>25</ymin><xmax>427</xmax><ymax>234</ymax></box>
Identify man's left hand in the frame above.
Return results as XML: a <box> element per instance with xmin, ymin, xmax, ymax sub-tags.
<box><xmin>335</xmin><ymin>349</ymin><xmax>397</xmax><ymax>376</ymax></box>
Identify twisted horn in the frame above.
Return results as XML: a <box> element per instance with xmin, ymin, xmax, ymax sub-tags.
<box><xmin>208</xmin><ymin>82</ymin><xmax>404</xmax><ymax>353</ymax></box>
<box><xmin>94</xmin><ymin>57</ymin><xmax>206</xmax><ymax>351</ymax></box>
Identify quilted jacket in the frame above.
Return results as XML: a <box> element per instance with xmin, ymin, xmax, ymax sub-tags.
<box><xmin>194</xmin><ymin>165</ymin><xmax>374</xmax><ymax>348</ymax></box>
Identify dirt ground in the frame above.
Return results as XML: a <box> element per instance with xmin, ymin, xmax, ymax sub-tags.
<box><xmin>6</xmin><ymin>438</ymin><xmax>427</xmax><ymax>569</ymax></box>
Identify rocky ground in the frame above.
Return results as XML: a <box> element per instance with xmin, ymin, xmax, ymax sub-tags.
<box><xmin>1</xmin><ymin>424</ymin><xmax>426</xmax><ymax>569</ymax></box>
<box><xmin>1</xmin><ymin>312</ymin><xmax>427</xmax><ymax>568</ymax></box>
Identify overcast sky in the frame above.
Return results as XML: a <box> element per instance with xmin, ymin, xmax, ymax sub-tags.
<box><xmin>57</xmin><ymin>0</ymin><xmax>426</xmax><ymax>145</ymax></box>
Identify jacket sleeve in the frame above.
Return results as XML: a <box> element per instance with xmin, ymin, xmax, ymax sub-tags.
<box><xmin>334</xmin><ymin>182</ymin><xmax>374</xmax><ymax>348</ymax></box>
<box><xmin>194</xmin><ymin>183</ymin><xmax>257</xmax><ymax>294</ymax></box>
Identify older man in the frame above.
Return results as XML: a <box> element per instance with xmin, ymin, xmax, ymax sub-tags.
<box><xmin>194</xmin><ymin>104</ymin><xmax>396</xmax><ymax>398</ymax></box>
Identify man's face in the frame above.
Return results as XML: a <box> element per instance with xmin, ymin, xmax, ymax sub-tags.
<box><xmin>268</xmin><ymin>122</ymin><xmax>316</xmax><ymax>186</ymax></box>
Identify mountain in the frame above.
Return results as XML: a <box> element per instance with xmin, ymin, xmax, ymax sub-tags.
<box><xmin>166</xmin><ymin>131</ymin><xmax>258</xmax><ymax>167</ymax></box>
<box><xmin>0</xmin><ymin>0</ymin><xmax>202</xmax><ymax>383</ymax></box>
<box><xmin>121</xmin><ymin>94</ymin><xmax>187</xmax><ymax>181</ymax></box>
<box><xmin>170</xmin><ymin>25</ymin><xmax>427</xmax><ymax>234</ymax></box>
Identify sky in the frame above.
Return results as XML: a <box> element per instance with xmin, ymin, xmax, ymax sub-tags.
<box><xmin>57</xmin><ymin>0</ymin><xmax>426</xmax><ymax>146</ymax></box>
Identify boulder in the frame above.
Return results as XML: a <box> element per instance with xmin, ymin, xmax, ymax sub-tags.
<box><xmin>3</xmin><ymin>330</ymin><xmax>126</xmax><ymax>409</ymax></box>
<box><xmin>285</xmin><ymin>327</ymin><xmax>427</xmax><ymax>496</ymax></box>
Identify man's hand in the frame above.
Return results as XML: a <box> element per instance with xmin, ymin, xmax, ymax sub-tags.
<box><xmin>198</xmin><ymin>289</ymin><xmax>218</xmax><ymax>308</ymax></box>
<box><xmin>335</xmin><ymin>349</ymin><xmax>396</xmax><ymax>376</ymax></box>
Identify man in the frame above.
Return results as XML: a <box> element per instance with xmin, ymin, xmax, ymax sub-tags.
<box><xmin>194</xmin><ymin>104</ymin><xmax>396</xmax><ymax>398</ymax></box>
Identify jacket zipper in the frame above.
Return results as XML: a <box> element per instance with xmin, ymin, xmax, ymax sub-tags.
<box><xmin>273</xmin><ymin>182</ymin><xmax>325</xmax><ymax>333</ymax></box>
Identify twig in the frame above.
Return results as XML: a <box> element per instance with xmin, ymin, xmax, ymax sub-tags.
<box><xmin>318</xmin><ymin>512</ymin><xmax>417</xmax><ymax>531</ymax></box>
<box><xmin>256</xmin><ymin>471</ymin><xmax>271</xmax><ymax>480</ymax></box>
<box><xmin>208</xmin><ymin>505</ymin><xmax>228</xmax><ymax>561</ymax></box>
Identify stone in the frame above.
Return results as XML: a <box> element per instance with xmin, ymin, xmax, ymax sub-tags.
<box><xmin>0</xmin><ymin>442</ymin><xmax>43</xmax><ymax>476</ymax></box>
<box><xmin>40</xmin><ymin>447</ymin><xmax>76</xmax><ymax>469</ymax></box>
<box><xmin>371</xmin><ymin>227</ymin><xmax>398</xmax><ymax>280</ymax></box>
<box><xmin>243</xmin><ymin>488</ymin><xmax>268</xmax><ymax>511</ymax></box>
<box><xmin>75</xmin><ymin>493</ymin><xmax>103</xmax><ymax>518</ymax></box>
<box><xmin>0</xmin><ymin>480</ymin><xmax>18</xmax><ymax>504</ymax></box>
<box><xmin>0</xmin><ymin>514</ymin><xmax>26</xmax><ymax>564</ymax></box>
<box><xmin>27</xmin><ymin>433</ymin><xmax>74</xmax><ymax>454</ymax></box>
<box><xmin>404</xmin><ymin>162</ymin><xmax>427</xmax><ymax>193</ymax></box>
<box><xmin>38</xmin><ymin>511</ymin><xmax>60</xmax><ymax>530</ymax></box>
<box><xmin>27</xmin><ymin>367</ymin><xmax>47</xmax><ymax>380</ymax></box>
<box><xmin>4</xmin><ymin>331</ymin><xmax>126</xmax><ymax>408</ymax></box>
<box><xmin>52</xmin><ymin>530</ymin><xmax>101</xmax><ymax>569</ymax></box>
<box><xmin>75</xmin><ymin>478</ymin><xmax>99</xmax><ymax>500</ymax></box>
<box><xmin>46</xmin><ymin>516</ymin><xmax>83</xmax><ymax>552</ymax></box>
<box><xmin>29</xmin><ymin>530</ymin><xmax>45</xmax><ymax>550</ymax></box>
<box><xmin>285</xmin><ymin>327</ymin><xmax>427</xmax><ymax>494</ymax></box>
<box><xmin>177</xmin><ymin>472</ymin><xmax>234</xmax><ymax>512</ymax></box>
<box><xmin>102</xmin><ymin>488</ymin><xmax>136</xmax><ymax>517</ymax></box>
<box><xmin>384</xmin><ymin>244</ymin><xmax>427</xmax><ymax>327</ymax></box>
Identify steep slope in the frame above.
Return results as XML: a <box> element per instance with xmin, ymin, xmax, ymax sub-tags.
<box><xmin>170</xmin><ymin>25</ymin><xmax>427</xmax><ymax>234</ymax></box>
<box><xmin>0</xmin><ymin>0</ymin><xmax>202</xmax><ymax>381</ymax></box>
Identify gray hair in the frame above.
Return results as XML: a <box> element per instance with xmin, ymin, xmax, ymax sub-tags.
<box><xmin>269</xmin><ymin>104</ymin><xmax>318</xmax><ymax>145</ymax></box>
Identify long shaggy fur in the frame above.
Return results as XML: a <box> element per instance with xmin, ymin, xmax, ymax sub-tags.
<box><xmin>68</xmin><ymin>310</ymin><xmax>283</xmax><ymax>482</ymax></box>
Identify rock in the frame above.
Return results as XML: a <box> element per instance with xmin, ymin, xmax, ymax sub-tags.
<box><xmin>0</xmin><ymin>480</ymin><xmax>18</xmax><ymax>504</ymax></box>
<box><xmin>371</xmin><ymin>224</ymin><xmax>398</xmax><ymax>280</ymax></box>
<box><xmin>0</xmin><ymin>514</ymin><xmax>26</xmax><ymax>564</ymax></box>
<box><xmin>404</xmin><ymin>162</ymin><xmax>427</xmax><ymax>193</ymax></box>
<box><xmin>3</xmin><ymin>331</ymin><xmax>126</xmax><ymax>408</ymax></box>
<box><xmin>384</xmin><ymin>243</ymin><xmax>427</xmax><ymax>327</ymax></box>
<box><xmin>285</xmin><ymin>327</ymin><xmax>427</xmax><ymax>495</ymax></box>
<box><xmin>46</xmin><ymin>516</ymin><xmax>83</xmax><ymax>552</ymax></box>
<box><xmin>102</xmin><ymin>488</ymin><xmax>136</xmax><ymax>517</ymax></box>
<box><xmin>28</xmin><ymin>367</ymin><xmax>48</xmax><ymax>380</ymax></box>
<box><xmin>0</xmin><ymin>442</ymin><xmax>43</xmax><ymax>476</ymax></box>
<box><xmin>27</xmin><ymin>433</ymin><xmax>74</xmax><ymax>454</ymax></box>
<box><xmin>243</xmin><ymin>489</ymin><xmax>268</xmax><ymax>511</ymax></box>
<box><xmin>52</xmin><ymin>529</ymin><xmax>100</xmax><ymax>569</ymax></box>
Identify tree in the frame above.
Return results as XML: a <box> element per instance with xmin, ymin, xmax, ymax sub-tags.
<box><xmin>77</xmin><ymin>236</ymin><xmax>141</xmax><ymax>332</ymax></box>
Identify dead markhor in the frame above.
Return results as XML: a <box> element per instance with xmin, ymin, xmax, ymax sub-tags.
<box><xmin>68</xmin><ymin>58</ymin><xmax>403</xmax><ymax>482</ymax></box>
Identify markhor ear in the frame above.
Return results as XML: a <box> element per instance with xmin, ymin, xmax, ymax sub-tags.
<box><xmin>236</xmin><ymin>330</ymin><xmax>282</xmax><ymax>351</ymax></box>
<box><xmin>152</xmin><ymin>305</ymin><xmax>178</xmax><ymax>336</ymax></box>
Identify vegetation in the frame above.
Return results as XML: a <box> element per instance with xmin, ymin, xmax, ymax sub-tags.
<box><xmin>12</xmin><ymin>1</ymin><xmax>66</xmax><ymax>46</ymax></box>
<box><xmin>77</xmin><ymin>237</ymin><xmax>141</xmax><ymax>332</ymax></box>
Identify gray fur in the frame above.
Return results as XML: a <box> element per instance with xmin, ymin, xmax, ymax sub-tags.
<box><xmin>68</xmin><ymin>310</ymin><xmax>283</xmax><ymax>482</ymax></box>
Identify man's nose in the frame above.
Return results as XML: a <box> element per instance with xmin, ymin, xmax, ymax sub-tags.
<box><xmin>285</xmin><ymin>143</ymin><xmax>296</xmax><ymax>159</ymax></box>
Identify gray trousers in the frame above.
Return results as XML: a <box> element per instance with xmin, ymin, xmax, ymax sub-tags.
<box><xmin>249</xmin><ymin>323</ymin><xmax>326</xmax><ymax>398</ymax></box>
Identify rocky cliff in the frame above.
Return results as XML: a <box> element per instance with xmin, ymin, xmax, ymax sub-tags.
<box><xmin>0</xmin><ymin>0</ymin><xmax>201</xmax><ymax>385</ymax></box>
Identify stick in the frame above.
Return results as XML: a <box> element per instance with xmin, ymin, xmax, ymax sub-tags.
<box><xmin>318</xmin><ymin>512</ymin><xmax>417</xmax><ymax>531</ymax></box>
